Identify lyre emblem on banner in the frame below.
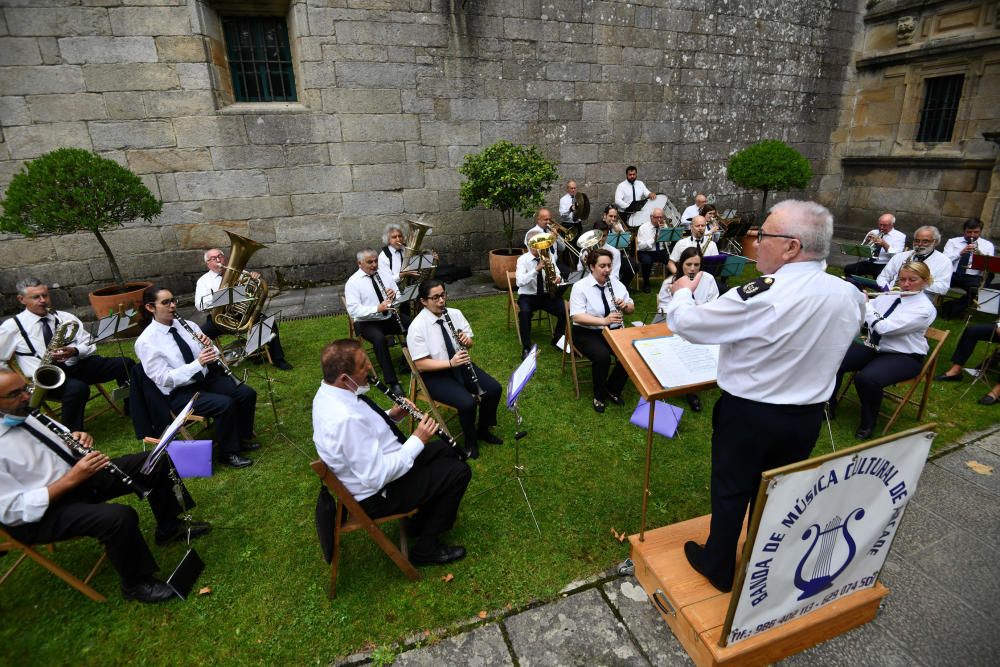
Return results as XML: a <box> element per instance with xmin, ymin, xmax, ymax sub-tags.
<box><xmin>793</xmin><ymin>507</ymin><xmax>865</xmax><ymax>600</ymax></box>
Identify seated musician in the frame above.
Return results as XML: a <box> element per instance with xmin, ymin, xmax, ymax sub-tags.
<box><xmin>135</xmin><ymin>286</ymin><xmax>258</xmax><ymax>469</ymax></box>
<box><xmin>344</xmin><ymin>248</ymin><xmax>412</xmax><ymax>398</ymax></box>
<box><xmin>0</xmin><ymin>368</ymin><xmax>210</xmax><ymax>603</ymax></box>
<box><xmin>681</xmin><ymin>193</ymin><xmax>707</xmax><ymax>230</ymax></box>
<box><xmin>0</xmin><ymin>278</ymin><xmax>134</xmax><ymax>432</ymax></box>
<box><xmin>577</xmin><ymin>218</ymin><xmax>622</xmax><ymax>279</ymax></box>
<box><xmin>312</xmin><ymin>339</ymin><xmax>471</xmax><ymax>566</ymax></box>
<box><xmin>934</xmin><ymin>316</ymin><xmax>1000</xmax><ymax>405</ymax></box>
<box><xmin>194</xmin><ymin>248</ymin><xmax>292</xmax><ymax>370</ymax></box>
<box><xmin>844</xmin><ymin>212</ymin><xmax>906</xmax><ymax>280</ymax></box>
<box><xmin>875</xmin><ymin>225</ymin><xmax>951</xmax><ymax>298</ymax></box>
<box><xmin>667</xmin><ymin>216</ymin><xmax>717</xmax><ymax>275</ymax></box>
<box><xmin>829</xmin><ymin>261</ymin><xmax>936</xmax><ymax>439</ymax></box>
<box><xmin>558</xmin><ymin>180</ymin><xmax>583</xmax><ymax>228</ymax></box>
<box><xmin>657</xmin><ymin>248</ymin><xmax>719</xmax><ymax>414</ymax></box>
<box><xmin>406</xmin><ymin>280</ymin><xmax>503</xmax><ymax>460</ymax></box>
<box><xmin>636</xmin><ymin>207</ymin><xmax>671</xmax><ymax>293</ymax></box>
<box><xmin>378</xmin><ymin>223</ymin><xmax>409</xmax><ymax>284</ymax></box>
<box><xmin>700</xmin><ymin>204</ymin><xmax>722</xmax><ymax>242</ymax></box>
<box><xmin>941</xmin><ymin>217</ymin><xmax>995</xmax><ymax>318</ymax></box>
<box><xmin>523</xmin><ymin>208</ymin><xmax>563</xmax><ymax>266</ymax></box>
<box><xmin>516</xmin><ymin>231</ymin><xmax>567</xmax><ymax>359</ymax></box>
<box><xmin>569</xmin><ymin>248</ymin><xmax>635</xmax><ymax>414</ymax></box>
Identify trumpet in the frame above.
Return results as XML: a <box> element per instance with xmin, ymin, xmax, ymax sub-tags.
<box><xmin>367</xmin><ymin>374</ymin><xmax>469</xmax><ymax>460</ymax></box>
<box><xmin>441</xmin><ymin>308</ymin><xmax>486</xmax><ymax>398</ymax></box>
<box><xmin>372</xmin><ymin>271</ymin><xmax>406</xmax><ymax>333</ymax></box>
<box><xmin>863</xmin><ymin>231</ymin><xmax>885</xmax><ymax>258</ymax></box>
<box><xmin>174</xmin><ymin>314</ymin><xmax>243</xmax><ymax>386</ymax></box>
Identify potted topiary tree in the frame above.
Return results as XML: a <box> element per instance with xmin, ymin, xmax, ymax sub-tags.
<box><xmin>0</xmin><ymin>148</ymin><xmax>163</xmax><ymax>318</ymax></box>
<box><xmin>459</xmin><ymin>140</ymin><xmax>559</xmax><ymax>288</ymax></box>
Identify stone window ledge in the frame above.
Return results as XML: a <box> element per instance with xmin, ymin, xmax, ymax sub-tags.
<box><xmin>218</xmin><ymin>102</ymin><xmax>311</xmax><ymax>115</ymax></box>
<box><xmin>842</xmin><ymin>154</ymin><xmax>994</xmax><ymax>169</ymax></box>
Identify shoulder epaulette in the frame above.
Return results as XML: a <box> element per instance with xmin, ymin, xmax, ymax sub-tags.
<box><xmin>736</xmin><ymin>277</ymin><xmax>775</xmax><ymax>301</ymax></box>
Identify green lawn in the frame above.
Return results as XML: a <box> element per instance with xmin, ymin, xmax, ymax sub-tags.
<box><xmin>3</xmin><ymin>272</ymin><xmax>997</xmax><ymax>665</ymax></box>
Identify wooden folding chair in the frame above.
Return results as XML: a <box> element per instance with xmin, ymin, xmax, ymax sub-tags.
<box><xmin>560</xmin><ymin>301</ymin><xmax>593</xmax><ymax>400</ymax></box>
<box><xmin>0</xmin><ymin>527</ymin><xmax>107</xmax><ymax>602</ymax></box>
<box><xmin>401</xmin><ymin>348</ymin><xmax>461</xmax><ymax>443</ymax></box>
<box><xmin>838</xmin><ymin>327</ymin><xmax>950</xmax><ymax>435</ymax></box>
<box><xmin>340</xmin><ymin>296</ymin><xmax>402</xmax><ymax>354</ymax></box>
<box><xmin>505</xmin><ymin>270</ymin><xmax>553</xmax><ymax>349</ymax></box>
<box><xmin>310</xmin><ymin>460</ymin><xmax>420</xmax><ymax>598</ymax></box>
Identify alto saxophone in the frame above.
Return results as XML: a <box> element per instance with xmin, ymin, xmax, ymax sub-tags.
<box><xmin>31</xmin><ymin>313</ymin><xmax>80</xmax><ymax>396</ymax></box>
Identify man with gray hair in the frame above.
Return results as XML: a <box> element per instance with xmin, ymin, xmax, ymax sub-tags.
<box><xmin>0</xmin><ymin>278</ymin><xmax>134</xmax><ymax>431</ymax></box>
<box><xmin>664</xmin><ymin>200</ymin><xmax>866</xmax><ymax>593</ymax></box>
<box><xmin>344</xmin><ymin>248</ymin><xmax>411</xmax><ymax>397</ymax></box>
<box><xmin>876</xmin><ymin>225</ymin><xmax>951</xmax><ymax>296</ymax></box>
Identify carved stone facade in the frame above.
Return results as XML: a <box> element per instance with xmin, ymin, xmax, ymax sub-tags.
<box><xmin>819</xmin><ymin>0</ymin><xmax>1000</xmax><ymax>239</ymax></box>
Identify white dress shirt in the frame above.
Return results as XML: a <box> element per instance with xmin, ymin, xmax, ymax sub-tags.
<box><xmin>135</xmin><ymin>319</ymin><xmax>208</xmax><ymax>395</ymax></box>
<box><xmin>666</xmin><ymin>260</ymin><xmax>866</xmax><ymax>405</ymax></box>
<box><xmin>0</xmin><ymin>415</ymin><xmax>75</xmax><ymax>526</ymax></box>
<box><xmin>866</xmin><ymin>293</ymin><xmax>936</xmax><ymax>355</ymax></box>
<box><xmin>569</xmin><ymin>273</ymin><xmax>633</xmax><ymax>330</ymax></box>
<box><xmin>657</xmin><ymin>273</ymin><xmax>719</xmax><ymax>312</ymax></box>
<box><xmin>865</xmin><ymin>228</ymin><xmax>906</xmax><ymax>264</ymax></box>
<box><xmin>559</xmin><ymin>193</ymin><xmax>575</xmax><ymax>225</ymax></box>
<box><xmin>312</xmin><ymin>382</ymin><xmax>423</xmax><ymax>502</ymax></box>
<box><xmin>407</xmin><ymin>306</ymin><xmax>474</xmax><ymax>362</ymax></box>
<box><xmin>669</xmin><ymin>236</ymin><xmax>718</xmax><ymax>262</ymax></box>
<box><xmin>344</xmin><ymin>269</ymin><xmax>399</xmax><ymax>322</ymax></box>
<box><xmin>516</xmin><ymin>251</ymin><xmax>561</xmax><ymax>296</ymax></box>
<box><xmin>876</xmin><ymin>250</ymin><xmax>952</xmax><ymax>296</ymax></box>
<box><xmin>378</xmin><ymin>245</ymin><xmax>406</xmax><ymax>283</ymax></box>
<box><xmin>615</xmin><ymin>179</ymin><xmax>651</xmax><ymax>223</ymax></box>
<box><xmin>194</xmin><ymin>269</ymin><xmax>223</xmax><ymax>311</ymax></box>
<box><xmin>637</xmin><ymin>222</ymin><xmax>671</xmax><ymax>252</ymax></box>
<box><xmin>577</xmin><ymin>244</ymin><xmax>622</xmax><ymax>278</ymax></box>
<box><xmin>943</xmin><ymin>236</ymin><xmax>995</xmax><ymax>275</ymax></box>
<box><xmin>680</xmin><ymin>204</ymin><xmax>700</xmax><ymax>228</ymax></box>
<box><xmin>0</xmin><ymin>309</ymin><xmax>94</xmax><ymax>377</ymax></box>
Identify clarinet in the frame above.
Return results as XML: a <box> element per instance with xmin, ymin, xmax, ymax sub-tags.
<box><xmin>30</xmin><ymin>411</ymin><xmax>151</xmax><ymax>499</ymax></box>
<box><xmin>605</xmin><ymin>279</ymin><xmax>624</xmax><ymax>330</ymax></box>
<box><xmin>441</xmin><ymin>308</ymin><xmax>486</xmax><ymax>397</ymax></box>
<box><xmin>367</xmin><ymin>375</ymin><xmax>469</xmax><ymax>461</ymax></box>
<box><xmin>372</xmin><ymin>271</ymin><xmax>406</xmax><ymax>333</ymax></box>
<box><xmin>174</xmin><ymin>314</ymin><xmax>243</xmax><ymax>386</ymax></box>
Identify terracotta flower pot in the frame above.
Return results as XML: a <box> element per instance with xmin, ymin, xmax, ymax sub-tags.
<box><xmin>488</xmin><ymin>248</ymin><xmax>526</xmax><ymax>289</ymax></box>
<box><xmin>88</xmin><ymin>281</ymin><xmax>152</xmax><ymax>322</ymax></box>
<box><xmin>741</xmin><ymin>229</ymin><xmax>759</xmax><ymax>261</ymax></box>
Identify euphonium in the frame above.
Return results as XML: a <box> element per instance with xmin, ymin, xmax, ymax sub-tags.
<box><xmin>211</xmin><ymin>231</ymin><xmax>268</xmax><ymax>334</ymax></box>
<box><xmin>527</xmin><ymin>232</ymin><xmax>561</xmax><ymax>296</ymax></box>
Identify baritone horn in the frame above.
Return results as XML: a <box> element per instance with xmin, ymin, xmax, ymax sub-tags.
<box><xmin>211</xmin><ymin>231</ymin><xmax>268</xmax><ymax>334</ymax></box>
<box><xmin>527</xmin><ymin>232</ymin><xmax>561</xmax><ymax>296</ymax></box>
<box><xmin>573</xmin><ymin>228</ymin><xmax>604</xmax><ymax>262</ymax></box>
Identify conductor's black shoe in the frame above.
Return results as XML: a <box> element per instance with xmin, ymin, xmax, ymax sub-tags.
<box><xmin>121</xmin><ymin>577</ymin><xmax>175</xmax><ymax>603</ymax></box>
<box><xmin>683</xmin><ymin>541</ymin><xmax>733</xmax><ymax>593</ymax></box>
<box><xmin>409</xmin><ymin>544</ymin><xmax>467</xmax><ymax>567</ymax></box>
<box><xmin>934</xmin><ymin>372</ymin><xmax>961</xmax><ymax>382</ymax></box>
<box><xmin>478</xmin><ymin>430</ymin><xmax>503</xmax><ymax>445</ymax></box>
<box><xmin>686</xmin><ymin>394</ymin><xmax>702</xmax><ymax>412</ymax></box>
<box><xmin>593</xmin><ymin>398</ymin><xmax>606</xmax><ymax>413</ymax></box>
<box><xmin>606</xmin><ymin>392</ymin><xmax>625</xmax><ymax>406</ymax></box>
<box><xmin>274</xmin><ymin>360</ymin><xmax>294</xmax><ymax>371</ymax></box>
<box><xmin>155</xmin><ymin>521</ymin><xmax>212</xmax><ymax>546</ymax></box>
<box><xmin>240</xmin><ymin>441</ymin><xmax>262</xmax><ymax>451</ymax></box>
<box><xmin>389</xmin><ymin>382</ymin><xmax>405</xmax><ymax>397</ymax></box>
<box><xmin>219</xmin><ymin>453</ymin><xmax>254</xmax><ymax>469</ymax></box>
<box><xmin>854</xmin><ymin>426</ymin><xmax>874</xmax><ymax>440</ymax></box>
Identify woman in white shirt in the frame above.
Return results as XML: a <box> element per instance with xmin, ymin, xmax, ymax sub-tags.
<box><xmin>829</xmin><ymin>262</ymin><xmax>937</xmax><ymax>439</ymax></box>
<box><xmin>569</xmin><ymin>248</ymin><xmax>635</xmax><ymax>413</ymax></box>
<box><xmin>656</xmin><ymin>247</ymin><xmax>719</xmax><ymax>413</ymax></box>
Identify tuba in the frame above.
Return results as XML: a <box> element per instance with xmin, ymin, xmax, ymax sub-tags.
<box><xmin>211</xmin><ymin>231</ymin><xmax>268</xmax><ymax>334</ymax></box>
<box><xmin>401</xmin><ymin>219</ymin><xmax>434</xmax><ymax>286</ymax></box>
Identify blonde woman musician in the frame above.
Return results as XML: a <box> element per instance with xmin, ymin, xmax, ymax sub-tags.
<box><xmin>829</xmin><ymin>261</ymin><xmax>936</xmax><ymax>439</ymax></box>
<box><xmin>569</xmin><ymin>248</ymin><xmax>635</xmax><ymax>413</ymax></box>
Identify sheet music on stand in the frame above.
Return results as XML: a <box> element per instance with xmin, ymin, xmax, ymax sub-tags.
<box><xmin>403</xmin><ymin>252</ymin><xmax>435</xmax><ymax>274</ymax></box>
<box><xmin>657</xmin><ymin>228</ymin><xmax>684</xmax><ymax>244</ymax></box>
<box><xmin>394</xmin><ymin>283</ymin><xmax>420</xmax><ymax>305</ymax></box>
<box><xmin>507</xmin><ymin>345</ymin><xmax>538</xmax><ymax>409</ymax></box>
<box><xmin>93</xmin><ymin>308</ymin><xmax>138</xmax><ymax>343</ymax></box>
<box><xmin>141</xmin><ymin>397</ymin><xmax>197</xmax><ymax>475</ymax></box>
<box><xmin>607</xmin><ymin>231</ymin><xmax>632</xmax><ymax>249</ymax></box>
<box><xmin>840</xmin><ymin>243</ymin><xmax>873</xmax><ymax>259</ymax></box>
<box><xmin>244</xmin><ymin>313</ymin><xmax>278</xmax><ymax>357</ymax></box>
<box><xmin>563</xmin><ymin>269</ymin><xmax>586</xmax><ymax>285</ymax></box>
<box><xmin>200</xmin><ymin>285</ymin><xmax>251</xmax><ymax>310</ymax></box>
<box><xmin>632</xmin><ymin>334</ymin><xmax>719</xmax><ymax>388</ymax></box>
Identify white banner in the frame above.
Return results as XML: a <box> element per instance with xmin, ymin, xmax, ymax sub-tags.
<box><xmin>727</xmin><ymin>430</ymin><xmax>934</xmax><ymax>645</ymax></box>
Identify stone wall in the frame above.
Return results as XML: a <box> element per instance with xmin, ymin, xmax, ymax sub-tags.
<box><xmin>0</xmin><ymin>0</ymin><xmax>863</xmax><ymax>315</ymax></box>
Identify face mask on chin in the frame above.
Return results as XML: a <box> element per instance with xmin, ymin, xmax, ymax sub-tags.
<box><xmin>2</xmin><ymin>413</ymin><xmax>27</xmax><ymax>426</ymax></box>
<box><xmin>344</xmin><ymin>375</ymin><xmax>370</xmax><ymax>397</ymax></box>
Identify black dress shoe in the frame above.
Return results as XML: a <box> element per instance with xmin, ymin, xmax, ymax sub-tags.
<box><xmin>683</xmin><ymin>541</ymin><xmax>732</xmax><ymax>593</ymax></box>
<box><xmin>686</xmin><ymin>394</ymin><xmax>702</xmax><ymax>412</ymax></box>
<box><xmin>219</xmin><ymin>453</ymin><xmax>254</xmax><ymax>469</ymax></box>
<box><xmin>478</xmin><ymin>430</ymin><xmax>503</xmax><ymax>445</ymax></box>
<box><xmin>409</xmin><ymin>544</ymin><xmax>467</xmax><ymax>567</ymax></box>
<box><xmin>642</xmin><ymin>284</ymin><xmax>651</xmax><ymax>294</ymax></box>
<box><xmin>934</xmin><ymin>372</ymin><xmax>961</xmax><ymax>382</ymax></box>
<box><xmin>606</xmin><ymin>392</ymin><xmax>625</xmax><ymax>406</ymax></box>
<box><xmin>155</xmin><ymin>521</ymin><xmax>212</xmax><ymax>546</ymax></box>
<box><xmin>854</xmin><ymin>426</ymin><xmax>874</xmax><ymax>440</ymax></box>
<box><xmin>593</xmin><ymin>398</ymin><xmax>605</xmax><ymax>413</ymax></box>
<box><xmin>978</xmin><ymin>394</ymin><xmax>999</xmax><ymax>406</ymax></box>
<box><xmin>121</xmin><ymin>577</ymin><xmax>175</xmax><ymax>603</ymax></box>
<box><xmin>274</xmin><ymin>360</ymin><xmax>294</xmax><ymax>371</ymax></box>
<box><xmin>240</xmin><ymin>441</ymin><xmax>262</xmax><ymax>451</ymax></box>
<box><xmin>389</xmin><ymin>382</ymin><xmax>405</xmax><ymax>397</ymax></box>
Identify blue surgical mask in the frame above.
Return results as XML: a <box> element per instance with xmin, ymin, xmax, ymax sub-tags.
<box><xmin>2</xmin><ymin>414</ymin><xmax>27</xmax><ymax>426</ymax></box>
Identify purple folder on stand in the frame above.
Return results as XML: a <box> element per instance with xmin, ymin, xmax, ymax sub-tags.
<box><xmin>167</xmin><ymin>440</ymin><xmax>213</xmax><ymax>478</ymax></box>
<box><xmin>629</xmin><ymin>398</ymin><xmax>683</xmax><ymax>439</ymax></box>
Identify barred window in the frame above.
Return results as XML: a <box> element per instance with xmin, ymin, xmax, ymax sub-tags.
<box><xmin>222</xmin><ymin>16</ymin><xmax>297</xmax><ymax>103</ymax></box>
<box><xmin>916</xmin><ymin>75</ymin><xmax>963</xmax><ymax>143</ymax></box>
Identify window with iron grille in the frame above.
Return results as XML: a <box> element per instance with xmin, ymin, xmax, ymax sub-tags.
<box><xmin>222</xmin><ymin>16</ymin><xmax>297</xmax><ymax>103</ymax></box>
<box><xmin>916</xmin><ymin>74</ymin><xmax>963</xmax><ymax>143</ymax></box>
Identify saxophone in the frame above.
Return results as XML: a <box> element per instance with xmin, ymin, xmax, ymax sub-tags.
<box><xmin>31</xmin><ymin>314</ymin><xmax>80</xmax><ymax>396</ymax></box>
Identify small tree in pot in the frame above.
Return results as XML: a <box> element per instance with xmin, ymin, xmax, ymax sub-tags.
<box><xmin>1</xmin><ymin>148</ymin><xmax>162</xmax><ymax>316</ymax></box>
<box><xmin>726</xmin><ymin>139</ymin><xmax>813</xmax><ymax>214</ymax></box>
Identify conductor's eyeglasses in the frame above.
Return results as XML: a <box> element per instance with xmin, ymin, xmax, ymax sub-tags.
<box><xmin>757</xmin><ymin>230</ymin><xmax>798</xmax><ymax>243</ymax></box>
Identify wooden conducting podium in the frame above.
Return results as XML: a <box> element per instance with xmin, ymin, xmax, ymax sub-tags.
<box><xmin>603</xmin><ymin>325</ymin><xmax>888</xmax><ymax>667</ymax></box>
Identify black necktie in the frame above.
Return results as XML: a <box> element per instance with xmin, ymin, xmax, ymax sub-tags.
<box><xmin>359</xmin><ymin>394</ymin><xmax>406</xmax><ymax>445</ymax></box>
<box><xmin>40</xmin><ymin>317</ymin><xmax>53</xmax><ymax>347</ymax></box>
<box><xmin>957</xmin><ymin>245</ymin><xmax>972</xmax><ymax>275</ymax></box>
<box><xmin>597</xmin><ymin>284</ymin><xmax>611</xmax><ymax>317</ymax></box>
<box><xmin>534</xmin><ymin>258</ymin><xmax>545</xmax><ymax>295</ymax></box>
<box><xmin>21</xmin><ymin>421</ymin><xmax>79</xmax><ymax>467</ymax></box>
<box><xmin>369</xmin><ymin>274</ymin><xmax>385</xmax><ymax>302</ymax></box>
<box><xmin>436</xmin><ymin>319</ymin><xmax>457</xmax><ymax>357</ymax></box>
<box><xmin>869</xmin><ymin>298</ymin><xmax>902</xmax><ymax>348</ymax></box>
<box><xmin>631</xmin><ymin>182</ymin><xmax>636</xmax><ymax>203</ymax></box>
<box><xmin>170</xmin><ymin>326</ymin><xmax>196</xmax><ymax>364</ymax></box>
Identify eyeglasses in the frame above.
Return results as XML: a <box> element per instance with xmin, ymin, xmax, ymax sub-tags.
<box><xmin>757</xmin><ymin>230</ymin><xmax>799</xmax><ymax>243</ymax></box>
<box><xmin>0</xmin><ymin>386</ymin><xmax>30</xmax><ymax>400</ymax></box>
<box><xmin>206</xmin><ymin>255</ymin><xmax>225</xmax><ymax>262</ymax></box>
<box><xmin>425</xmin><ymin>293</ymin><xmax>447</xmax><ymax>301</ymax></box>
<box><xmin>158</xmin><ymin>298</ymin><xmax>178</xmax><ymax>306</ymax></box>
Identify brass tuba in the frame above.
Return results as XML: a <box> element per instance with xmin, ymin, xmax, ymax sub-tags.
<box><xmin>401</xmin><ymin>219</ymin><xmax>434</xmax><ymax>286</ymax></box>
<box><xmin>527</xmin><ymin>232</ymin><xmax>561</xmax><ymax>296</ymax></box>
<box><xmin>211</xmin><ymin>231</ymin><xmax>268</xmax><ymax>334</ymax></box>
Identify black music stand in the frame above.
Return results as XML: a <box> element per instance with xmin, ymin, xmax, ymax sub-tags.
<box><xmin>93</xmin><ymin>307</ymin><xmax>139</xmax><ymax>403</ymax></box>
<box><xmin>200</xmin><ymin>285</ymin><xmax>252</xmax><ymax>311</ymax></box>
<box><xmin>719</xmin><ymin>218</ymin><xmax>751</xmax><ymax>255</ymax></box>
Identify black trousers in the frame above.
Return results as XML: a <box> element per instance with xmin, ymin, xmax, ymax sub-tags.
<box><xmin>950</xmin><ymin>323</ymin><xmax>999</xmax><ymax>366</ymax></box>
<box><xmin>48</xmin><ymin>355</ymin><xmax>134</xmax><ymax>431</ymax></box>
<box><xmin>572</xmin><ymin>325</ymin><xmax>629</xmax><ymax>401</ymax></box>
<box><xmin>168</xmin><ymin>372</ymin><xmax>256</xmax><ymax>456</ymax></box>
<box><xmin>699</xmin><ymin>392</ymin><xmax>825</xmax><ymax>590</ymax></box>
<box><xmin>943</xmin><ymin>273</ymin><xmax>983</xmax><ymax>315</ymax></box>
<box><xmin>832</xmin><ymin>342</ymin><xmax>924</xmax><ymax>430</ymax></box>
<box><xmin>355</xmin><ymin>315</ymin><xmax>411</xmax><ymax>385</ymax></box>
<box><xmin>517</xmin><ymin>293</ymin><xmax>565</xmax><ymax>352</ymax></box>
<box><xmin>358</xmin><ymin>440</ymin><xmax>471</xmax><ymax>551</ymax></box>
<box><xmin>200</xmin><ymin>316</ymin><xmax>287</xmax><ymax>364</ymax></box>
<box><xmin>638</xmin><ymin>249</ymin><xmax>670</xmax><ymax>283</ymax></box>
<box><xmin>843</xmin><ymin>259</ymin><xmax>884</xmax><ymax>279</ymax></box>
<box><xmin>421</xmin><ymin>365</ymin><xmax>501</xmax><ymax>455</ymax></box>
<box><xmin>4</xmin><ymin>451</ymin><xmax>194</xmax><ymax>584</ymax></box>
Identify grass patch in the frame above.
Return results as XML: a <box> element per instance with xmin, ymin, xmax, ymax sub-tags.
<box><xmin>3</xmin><ymin>270</ymin><xmax>997</xmax><ymax>665</ymax></box>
